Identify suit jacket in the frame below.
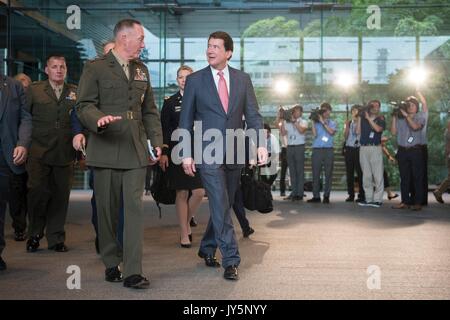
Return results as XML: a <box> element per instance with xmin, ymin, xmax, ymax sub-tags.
<box><xmin>76</xmin><ymin>51</ymin><xmax>163</xmax><ymax>169</ymax></box>
<box><xmin>179</xmin><ymin>65</ymin><xmax>263</xmax><ymax>169</ymax></box>
<box><xmin>27</xmin><ymin>80</ymin><xmax>77</xmax><ymax>166</ymax></box>
<box><xmin>0</xmin><ymin>75</ymin><xmax>32</xmax><ymax>174</ymax></box>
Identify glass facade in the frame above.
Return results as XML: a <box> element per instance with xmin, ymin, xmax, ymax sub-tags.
<box><xmin>2</xmin><ymin>0</ymin><xmax>449</xmax><ymax>189</ymax></box>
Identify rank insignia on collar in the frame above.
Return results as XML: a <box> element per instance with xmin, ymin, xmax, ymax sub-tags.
<box><xmin>134</xmin><ymin>67</ymin><xmax>148</xmax><ymax>82</ymax></box>
<box><xmin>66</xmin><ymin>91</ymin><xmax>77</xmax><ymax>101</ymax></box>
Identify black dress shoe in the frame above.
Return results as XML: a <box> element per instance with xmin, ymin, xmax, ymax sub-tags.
<box><xmin>198</xmin><ymin>251</ymin><xmax>220</xmax><ymax>267</ymax></box>
<box><xmin>243</xmin><ymin>227</ymin><xmax>255</xmax><ymax>238</ymax></box>
<box><xmin>345</xmin><ymin>196</ymin><xmax>354</xmax><ymax>202</ymax></box>
<box><xmin>323</xmin><ymin>196</ymin><xmax>330</xmax><ymax>204</ymax></box>
<box><xmin>190</xmin><ymin>217</ymin><xmax>198</xmax><ymax>227</ymax></box>
<box><xmin>123</xmin><ymin>274</ymin><xmax>150</xmax><ymax>289</ymax></box>
<box><xmin>224</xmin><ymin>265</ymin><xmax>239</xmax><ymax>280</ymax></box>
<box><xmin>14</xmin><ymin>230</ymin><xmax>27</xmax><ymax>242</ymax></box>
<box><xmin>26</xmin><ymin>236</ymin><xmax>40</xmax><ymax>252</ymax></box>
<box><xmin>0</xmin><ymin>256</ymin><xmax>6</xmax><ymax>271</ymax></box>
<box><xmin>105</xmin><ymin>266</ymin><xmax>123</xmax><ymax>282</ymax></box>
<box><xmin>49</xmin><ymin>243</ymin><xmax>68</xmax><ymax>252</ymax></box>
<box><xmin>307</xmin><ymin>197</ymin><xmax>321</xmax><ymax>203</ymax></box>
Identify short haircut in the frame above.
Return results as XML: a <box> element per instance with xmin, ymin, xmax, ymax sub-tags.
<box><xmin>177</xmin><ymin>65</ymin><xmax>193</xmax><ymax>77</ymax></box>
<box><xmin>351</xmin><ymin>104</ymin><xmax>362</xmax><ymax>111</ymax></box>
<box><xmin>113</xmin><ymin>19</ymin><xmax>142</xmax><ymax>38</ymax></box>
<box><xmin>208</xmin><ymin>31</ymin><xmax>234</xmax><ymax>52</ymax></box>
<box><xmin>406</xmin><ymin>96</ymin><xmax>420</xmax><ymax>109</ymax></box>
<box><xmin>292</xmin><ymin>104</ymin><xmax>303</xmax><ymax>113</ymax></box>
<box><xmin>320</xmin><ymin>102</ymin><xmax>332</xmax><ymax>111</ymax></box>
<box><xmin>368</xmin><ymin>99</ymin><xmax>381</xmax><ymax>108</ymax></box>
<box><xmin>46</xmin><ymin>54</ymin><xmax>66</xmax><ymax>66</ymax></box>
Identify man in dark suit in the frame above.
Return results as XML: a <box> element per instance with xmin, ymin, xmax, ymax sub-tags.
<box><xmin>179</xmin><ymin>31</ymin><xmax>267</xmax><ymax>281</ymax></box>
<box><xmin>0</xmin><ymin>75</ymin><xmax>32</xmax><ymax>270</ymax></box>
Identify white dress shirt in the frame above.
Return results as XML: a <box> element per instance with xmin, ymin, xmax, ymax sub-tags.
<box><xmin>210</xmin><ymin>65</ymin><xmax>230</xmax><ymax>94</ymax></box>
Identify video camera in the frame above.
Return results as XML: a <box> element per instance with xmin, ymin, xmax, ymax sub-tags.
<box><xmin>357</xmin><ymin>105</ymin><xmax>370</xmax><ymax>117</ymax></box>
<box><xmin>390</xmin><ymin>101</ymin><xmax>408</xmax><ymax>119</ymax></box>
<box><xmin>278</xmin><ymin>106</ymin><xmax>293</xmax><ymax>122</ymax></box>
<box><xmin>309</xmin><ymin>107</ymin><xmax>326</xmax><ymax>123</ymax></box>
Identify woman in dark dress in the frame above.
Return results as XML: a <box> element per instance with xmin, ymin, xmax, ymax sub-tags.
<box><xmin>159</xmin><ymin>65</ymin><xmax>204</xmax><ymax>248</ymax></box>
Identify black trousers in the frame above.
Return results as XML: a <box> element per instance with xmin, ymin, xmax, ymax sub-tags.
<box><xmin>279</xmin><ymin>147</ymin><xmax>287</xmax><ymax>193</ymax></box>
<box><xmin>232</xmin><ymin>184</ymin><xmax>250</xmax><ymax>233</ymax></box>
<box><xmin>8</xmin><ymin>172</ymin><xmax>28</xmax><ymax>233</ymax></box>
<box><xmin>397</xmin><ymin>147</ymin><xmax>425</xmax><ymax>205</ymax></box>
<box><xmin>344</xmin><ymin>146</ymin><xmax>365</xmax><ymax>199</ymax></box>
<box><xmin>0</xmin><ymin>148</ymin><xmax>12</xmax><ymax>256</ymax></box>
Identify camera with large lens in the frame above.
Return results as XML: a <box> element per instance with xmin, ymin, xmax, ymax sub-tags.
<box><xmin>357</xmin><ymin>105</ymin><xmax>370</xmax><ymax>117</ymax></box>
<box><xmin>279</xmin><ymin>107</ymin><xmax>293</xmax><ymax>122</ymax></box>
<box><xmin>309</xmin><ymin>107</ymin><xmax>325</xmax><ymax>123</ymax></box>
<box><xmin>390</xmin><ymin>101</ymin><xmax>408</xmax><ymax>119</ymax></box>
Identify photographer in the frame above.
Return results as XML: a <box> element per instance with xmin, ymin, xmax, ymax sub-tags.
<box><xmin>279</xmin><ymin>105</ymin><xmax>308</xmax><ymax>201</ymax></box>
<box><xmin>343</xmin><ymin>105</ymin><xmax>365</xmax><ymax>203</ymax></box>
<box><xmin>308</xmin><ymin>103</ymin><xmax>336</xmax><ymax>204</ymax></box>
<box><xmin>356</xmin><ymin>100</ymin><xmax>385</xmax><ymax>208</ymax></box>
<box><xmin>391</xmin><ymin>96</ymin><xmax>427</xmax><ymax>211</ymax></box>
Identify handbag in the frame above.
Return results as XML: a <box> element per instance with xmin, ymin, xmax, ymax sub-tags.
<box><xmin>241</xmin><ymin>167</ymin><xmax>273</xmax><ymax>214</ymax></box>
<box><xmin>150</xmin><ymin>165</ymin><xmax>176</xmax><ymax>217</ymax></box>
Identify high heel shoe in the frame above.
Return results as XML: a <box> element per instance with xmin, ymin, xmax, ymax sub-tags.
<box><xmin>188</xmin><ymin>234</ymin><xmax>192</xmax><ymax>242</ymax></box>
<box><xmin>180</xmin><ymin>237</ymin><xmax>191</xmax><ymax>248</ymax></box>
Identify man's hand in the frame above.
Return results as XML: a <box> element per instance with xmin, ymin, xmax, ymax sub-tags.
<box><xmin>182</xmin><ymin>157</ymin><xmax>196</xmax><ymax>177</ymax></box>
<box><xmin>149</xmin><ymin>147</ymin><xmax>162</xmax><ymax>165</ymax></box>
<box><xmin>364</xmin><ymin>111</ymin><xmax>370</xmax><ymax>120</ymax></box>
<box><xmin>159</xmin><ymin>155</ymin><xmax>169</xmax><ymax>172</ymax></box>
<box><xmin>13</xmin><ymin>146</ymin><xmax>27</xmax><ymax>165</ymax></box>
<box><xmin>257</xmin><ymin>147</ymin><xmax>268</xmax><ymax>166</ymax></box>
<box><xmin>72</xmin><ymin>134</ymin><xmax>86</xmax><ymax>151</ymax></box>
<box><xmin>399</xmin><ymin>108</ymin><xmax>408</xmax><ymax>118</ymax></box>
<box><xmin>97</xmin><ymin>115</ymin><xmax>122</xmax><ymax>128</ymax></box>
<box><xmin>318</xmin><ymin>115</ymin><xmax>324</xmax><ymax>124</ymax></box>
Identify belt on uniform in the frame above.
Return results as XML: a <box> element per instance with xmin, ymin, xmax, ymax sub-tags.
<box><xmin>115</xmin><ymin>111</ymin><xmax>142</xmax><ymax>120</ymax></box>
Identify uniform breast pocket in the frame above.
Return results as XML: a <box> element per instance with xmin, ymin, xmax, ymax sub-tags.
<box><xmin>100</xmin><ymin>80</ymin><xmax>122</xmax><ymax>101</ymax></box>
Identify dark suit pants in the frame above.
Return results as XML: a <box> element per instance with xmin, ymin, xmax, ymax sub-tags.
<box><xmin>0</xmin><ymin>149</ymin><xmax>12</xmax><ymax>256</ymax></box>
<box><xmin>198</xmin><ymin>166</ymin><xmax>241</xmax><ymax>269</ymax></box>
<box><xmin>397</xmin><ymin>147</ymin><xmax>425</xmax><ymax>205</ymax></box>
<box><xmin>232</xmin><ymin>184</ymin><xmax>250</xmax><ymax>233</ymax></box>
<box><xmin>8</xmin><ymin>172</ymin><xmax>28</xmax><ymax>233</ymax></box>
<box><xmin>279</xmin><ymin>147</ymin><xmax>287</xmax><ymax>193</ymax></box>
<box><xmin>93</xmin><ymin>167</ymin><xmax>145</xmax><ymax>278</ymax></box>
<box><xmin>344</xmin><ymin>146</ymin><xmax>365</xmax><ymax>200</ymax></box>
<box><xmin>27</xmin><ymin>158</ymin><xmax>73</xmax><ymax>247</ymax></box>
